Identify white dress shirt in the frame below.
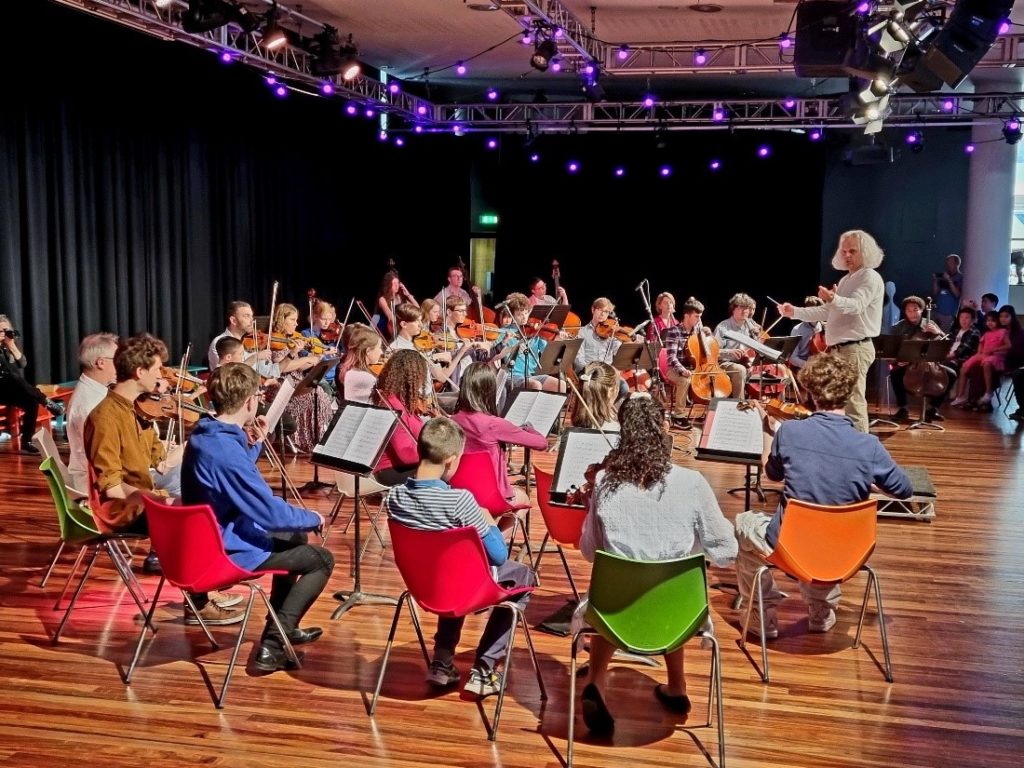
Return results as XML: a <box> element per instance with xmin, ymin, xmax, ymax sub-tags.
<box><xmin>66</xmin><ymin>374</ymin><xmax>110</xmax><ymax>490</ymax></box>
<box><xmin>791</xmin><ymin>267</ymin><xmax>884</xmax><ymax>345</ymax></box>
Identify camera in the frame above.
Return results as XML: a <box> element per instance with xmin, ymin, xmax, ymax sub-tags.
<box><xmin>2</xmin><ymin>329</ymin><xmax>19</xmax><ymax>340</ymax></box>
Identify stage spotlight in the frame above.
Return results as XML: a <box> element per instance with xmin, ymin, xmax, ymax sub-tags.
<box><xmin>182</xmin><ymin>0</ymin><xmax>258</xmax><ymax>34</ymax></box>
<box><xmin>309</xmin><ymin>27</ymin><xmax>361</xmax><ymax>79</ymax></box>
<box><xmin>339</xmin><ymin>37</ymin><xmax>361</xmax><ymax>80</ymax></box>
<box><xmin>693</xmin><ymin>48</ymin><xmax>708</xmax><ymax>66</ymax></box>
<box><xmin>580</xmin><ymin>64</ymin><xmax>605</xmax><ymax>102</ymax></box>
<box><xmin>530</xmin><ymin>39</ymin><xmax>559</xmax><ymax>71</ymax></box>
<box><xmin>1003</xmin><ymin>118</ymin><xmax>1022</xmax><ymax>145</ymax></box>
<box><xmin>260</xmin><ymin>5</ymin><xmax>289</xmax><ymax>51</ymax></box>
<box><xmin>905</xmin><ymin>130</ymin><xmax>924</xmax><ymax>153</ymax></box>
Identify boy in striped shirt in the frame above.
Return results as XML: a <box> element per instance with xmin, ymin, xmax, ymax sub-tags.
<box><xmin>386</xmin><ymin>417</ymin><xmax>536</xmax><ymax>697</ymax></box>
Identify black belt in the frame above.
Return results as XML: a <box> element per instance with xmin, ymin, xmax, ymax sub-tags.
<box><xmin>829</xmin><ymin>337</ymin><xmax>871</xmax><ymax>349</ymax></box>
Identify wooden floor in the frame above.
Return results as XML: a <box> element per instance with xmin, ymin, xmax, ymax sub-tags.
<box><xmin>1</xmin><ymin>394</ymin><xmax>1022</xmax><ymax>768</ymax></box>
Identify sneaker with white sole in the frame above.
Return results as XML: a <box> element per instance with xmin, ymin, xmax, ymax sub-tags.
<box><xmin>209</xmin><ymin>590</ymin><xmax>243</xmax><ymax>609</ymax></box>
<box><xmin>463</xmin><ymin>666</ymin><xmax>502</xmax><ymax>698</ymax></box>
<box><xmin>748</xmin><ymin>608</ymin><xmax>779</xmax><ymax>640</ymax></box>
<box><xmin>425</xmin><ymin>659</ymin><xmax>460</xmax><ymax>688</ymax></box>
<box><xmin>808</xmin><ymin>607</ymin><xmax>837</xmax><ymax>633</ymax></box>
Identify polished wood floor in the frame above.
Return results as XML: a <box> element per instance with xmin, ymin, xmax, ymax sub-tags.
<box><xmin>1</xmin><ymin>391</ymin><xmax>1022</xmax><ymax>768</ymax></box>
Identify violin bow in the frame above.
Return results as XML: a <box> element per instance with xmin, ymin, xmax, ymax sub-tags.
<box><xmin>266</xmin><ymin>280</ymin><xmax>279</xmax><ymax>361</ymax></box>
<box><xmin>307</xmin><ymin>288</ymin><xmax>317</xmax><ymax>337</ymax></box>
<box><xmin>340</xmin><ymin>296</ymin><xmax>355</xmax><ymax>332</ymax></box>
<box><xmin>355</xmin><ymin>300</ymin><xmax>390</xmax><ymax>348</ymax></box>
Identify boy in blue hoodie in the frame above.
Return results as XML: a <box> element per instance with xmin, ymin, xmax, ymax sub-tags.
<box><xmin>182</xmin><ymin>363</ymin><xmax>335</xmax><ymax>672</ymax></box>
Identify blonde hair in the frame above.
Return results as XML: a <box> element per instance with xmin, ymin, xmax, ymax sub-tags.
<box><xmin>272</xmin><ymin>303</ymin><xmax>299</xmax><ymax>333</ymax></box>
<box><xmin>591</xmin><ymin>297</ymin><xmax>614</xmax><ymax>313</ymax></box>
<box><xmin>655</xmin><ymin>292</ymin><xmax>676</xmax><ymax>313</ymax></box>
<box><xmin>572</xmin><ymin>362</ymin><xmax>619</xmax><ymax>428</ymax></box>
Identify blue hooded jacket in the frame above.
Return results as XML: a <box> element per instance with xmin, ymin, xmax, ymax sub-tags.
<box><xmin>182</xmin><ymin>416</ymin><xmax>321</xmax><ymax>571</ymax></box>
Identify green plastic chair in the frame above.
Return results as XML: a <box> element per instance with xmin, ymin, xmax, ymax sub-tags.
<box><xmin>39</xmin><ymin>458</ymin><xmax>151</xmax><ymax>643</ymax></box>
<box><xmin>568</xmin><ymin>550</ymin><xmax>725</xmax><ymax>768</ymax></box>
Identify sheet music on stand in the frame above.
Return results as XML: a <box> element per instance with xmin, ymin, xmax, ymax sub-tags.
<box><xmin>550</xmin><ymin>428</ymin><xmax>620</xmax><ymax>504</ymax></box>
<box><xmin>695</xmin><ymin>398</ymin><xmax>764</xmax><ymax>464</ymax></box>
<box><xmin>502</xmin><ymin>390</ymin><xmax>568</xmax><ymax>437</ymax></box>
<box><xmin>720</xmin><ymin>328</ymin><xmax>782</xmax><ymax>362</ymax></box>
<box><xmin>264</xmin><ymin>378</ymin><xmax>295</xmax><ymax>434</ymax></box>
<box><xmin>311</xmin><ymin>402</ymin><xmax>398</xmax><ymax>475</ymax></box>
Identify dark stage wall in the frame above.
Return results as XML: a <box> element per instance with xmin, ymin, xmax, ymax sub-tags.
<box><xmin>2</xmin><ymin>1</ymin><xmax>969</xmax><ymax>382</ymax></box>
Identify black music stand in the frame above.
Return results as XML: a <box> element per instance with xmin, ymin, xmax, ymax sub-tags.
<box><xmin>529</xmin><ymin>303</ymin><xmax>571</xmax><ymax>328</ymax></box>
<box><xmin>610</xmin><ymin>343</ymin><xmax>655</xmax><ymax>392</ymax></box>
<box><xmin>537</xmin><ymin>338</ymin><xmax>583</xmax><ymax>389</ymax></box>
<box><xmin>754</xmin><ymin>335</ymin><xmax>800</xmax><ymax>401</ymax></box>
<box><xmin>895</xmin><ymin>338</ymin><xmax>953</xmax><ymax>432</ymax></box>
<box><xmin>870</xmin><ymin>334</ymin><xmax>904</xmax><ymax>430</ymax></box>
<box><xmin>295</xmin><ymin>359</ymin><xmax>341</xmax><ymax>493</ymax></box>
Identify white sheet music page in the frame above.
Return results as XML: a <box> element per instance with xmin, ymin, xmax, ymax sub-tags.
<box><xmin>554</xmin><ymin>431</ymin><xmax>620</xmax><ymax>494</ymax></box>
<box><xmin>703</xmin><ymin>400</ymin><xmax>762</xmax><ymax>457</ymax></box>
<box><xmin>264</xmin><ymin>378</ymin><xmax>295</xmax><ymax>434</ymax></box>
<box><xmin>343</xmin><ymin>408</ymin><xmax>396</xmax><ymax>466</ymax></box>
<box><xmin>504</xmin><ymin>391</ymin><xmax>564</xmax><ymax>436</ymax></box>
<box><xmin>315</xmin><ymin>406</ymin><xmax>365</xmax><ymax>458</ymax></box>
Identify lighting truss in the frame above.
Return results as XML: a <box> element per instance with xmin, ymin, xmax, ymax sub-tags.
<box><xmin>49</xmin><ymin>0</ymin><xmax>431</xmax><ymax>122</ymax></box>
<box><xmin>432</xmin><ymin>93</ymin><xmax>1024</xmax><ymax>132</ymax></box>
<box><xmin>494</xmin><ymin>0</ymin><xmax>608</xmax><ymax>70</ymax></box>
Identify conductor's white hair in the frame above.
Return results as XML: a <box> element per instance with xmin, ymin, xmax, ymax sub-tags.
<box><xmin>832</xmin><ymin>230</ymin><xmax>884</xmax><ymax>270</ymax></box>
<box><xmin>78</xmin><ymin>333</ymin><xmax>119</xmax><ymax>370</ymax></box>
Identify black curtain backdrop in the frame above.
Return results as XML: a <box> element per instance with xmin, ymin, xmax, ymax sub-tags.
<box><xmin>3</xmin><ymin>1</ymin><xmax>827</xmax><ymax>382</ymax></box>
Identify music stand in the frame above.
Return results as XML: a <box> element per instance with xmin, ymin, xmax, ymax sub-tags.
<box><xmin>610</xmin><ymin>343</ymin><xmax>655</xmax><ymax>391</ymax></box>
<box><xmin>537</xmin><ymin>338</ymin><xmax>583</xmax><ymax>386</ymax></box>
<box><xmin>529</xmin><ymin>304</ymin><xmax>571</xmax><ymax>328</ymax></box>
<box><xmin>754</xmin><ymin>335</ymin><xmax>800</xmax><ymax>401</ymax></box>
<box><xmin>869</xmin><ymin>334</ymin><xmax>904</xmax><ymax>430</ymax></box>
<box><xmin>895</xmin><ymin>338</ymin><xmax>953</xmax><ymax>432</ymax></box>
<box><xmin>295</xmin><ymin>359</ymin><xmax>341</xmax><ymax>493</ymax></box>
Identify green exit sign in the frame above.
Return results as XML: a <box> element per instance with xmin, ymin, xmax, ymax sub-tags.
<box><xmin>478</xmin><ymin>213</ymin><xmax>499</xmax><ymax>226</ymax></box>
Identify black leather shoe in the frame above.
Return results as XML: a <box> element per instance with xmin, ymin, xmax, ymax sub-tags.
<box><xmin>581</xmin><ymin>683</ymin><xmax>615</xmax><ymax>736</ymax></box>
<box><xmin>893</xmin><ymin>407</ymin><xmax>909</xmax><ymax>420</ymax></box>
<box><xmin>654</xmin><ymin>683</ymin><xmax>693</xmax><ymax>715</ymax></box>
<box><xmin>20</xmin><ymin>443</ymin><xmax>40</xmax><ymax>455</ymax></box>
<box><xmin>142</xmin><ymin>552</ymin><xmax>162</xmax><ymax>574</ymax></box>
<box><xmin>926</xmin><ymin>408</ymin><xmax>945</xmax><ymax>422</ymax></box>
<box><xmin>288</xmin><ymin>626</ymin><xmax>323</xmax><ymax>645</ymax></box>
<box><xmin>254</xmin><ymin>645</ymin><xmax>304</xmax><ymax>672</ymax></box>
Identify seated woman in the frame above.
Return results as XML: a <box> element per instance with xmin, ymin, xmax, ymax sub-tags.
<box><xmin>269</xmin><ymin>303</ymin><xmax>333</xmax><ymax>453</ymax></box>
<box><xmin>336</xmin><ymin>324</ymin><xmax>384</xmax><ymax>404</ymax></box>
<box><xmin>576</xmin><ymin>394</ymin><xmax>737</xmax><ymax>735</ymax></box>
<box><xmin>450</xmin><ymin>362</ymin><xmax>548</xmax><ymax>508</ymax></box>
<box><xmin>570</xmin><ymin>361</ymin><xmax>621</xmax><ymax>431</ymax></box>
<box><xmin>372</xmin><ymin>350</ymin><xmax>430</xmax><ymax>486</ymax></box>
<box><xmin>376</xmin><ymin>270</ymin><xmax>418</xmax><ymax>341</ymax></box>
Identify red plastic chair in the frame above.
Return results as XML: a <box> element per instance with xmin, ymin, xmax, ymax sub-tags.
<box><xmin>449</xmin><ymin>450</ymin><xmax>534</xmax><ymax>563</ymax></box>
<box><xmin>369</xmin><ymin>520</ymin><xmax>547</xmax><ymax>741</ymax></box>
<box><xmin>531</xmin><ymin>466</ymin><xmax>587</xmax><ymax>601</ymax></box>
<box><xmin>126</xmin><ymin>497</ymin><xmax>301</xmax><ymax>708</ymax></box>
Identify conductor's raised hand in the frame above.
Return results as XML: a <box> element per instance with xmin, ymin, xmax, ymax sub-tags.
<box><xmin>778</xmin><ymin>302</ymin><xmax>796</xmax><ymax>318</ymax></box>
<box><xmin>817</xmin><ymin>284</ymin><xmax>838</xmax><ymax>303</ymax></box>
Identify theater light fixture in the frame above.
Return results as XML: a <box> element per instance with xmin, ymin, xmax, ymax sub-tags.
<box><xmin>1003</xmin><ymin>117</ymin><xmax>1022</xmax><ymax>145</ymax></box>
<box><xmin>531</xmin><ymin>39</ymin><xmax>559</xmax><ymax>71</ymax></box>
<box><xmin>260</xmin><ymin>4</ymin><xmax>288</xmax><ymax>50</ymax></box>
<box><xmin>182</xmin><ymin>0</ymin><xmax>258</xmax><ymax>34</ymax></box>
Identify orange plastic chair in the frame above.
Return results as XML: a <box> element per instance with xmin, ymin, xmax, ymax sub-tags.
<box><xmin>739</xmin><ymin>498</ymin><xmax>893</xmax><ymax>683</ymax></box>
<box><xmin>531</xmin><ymin>466</ymin><xmax>587</xmax><ymax>600</ymax></box>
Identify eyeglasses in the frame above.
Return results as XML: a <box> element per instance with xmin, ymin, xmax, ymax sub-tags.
<box><xmin>452</xmin><ymin>308</ymin><xmax>468</xmax><ymax>314</ymax></box>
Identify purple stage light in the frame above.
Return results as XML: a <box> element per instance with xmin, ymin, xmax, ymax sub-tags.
<box><xmin>617</xmin><ymin>46</ymin><xmax>629</xmax><ymax>61</ymax></box>
<box><xmin>395</xmin><ymin>137</ymin><xmax>405</xmax><ymax>147</ymax></box>
<box><xmin>615</xmin><ymin>167</ymin><xmax>625</xmax><ymax>177</ymax></box>
<box><xmin>1009</xmin><ymin>118</ymin><xmax>1021</xmax><ymax>131</ymax></box>
<box><xmin>779</xmin><ymin>34</ymin><xmax>792</xmax><ymax>50</ymax></box>
<box><xmin>320</xmin><ymin>82</ymin><xmax>335</xmax><ymax>95</ymax></box>
<box><xmin>522</xmin><ymin>33</ymin><xmax>533</xmax><ymax>45</ymax></box>
<box><xmin>757</xmin><ymin>145</ymin><xmax>770</xmax><ymax>158</ymax></box>
<box><xmin>388</xmin><ymin>82</ymin><xmax>400</xmax><ymax>94</ymax></box>
<box><xmin>905</xmin><ymin>131</ymin><xmax>920</xmax><ymax>145</ymax></box>
<box><xmin>643</xmin><ymin>96</ymin><xmax>655</xmax><ymax>108</ymax></box>
<box><xmin>275</xmin><ymin>85</ymin><xmax>287</xmax><ymax>97</ymax></box>
<box><xmin>709</xmin><ymin>159</ymin><xmax>721</xmax><ymax>171</ymax></box>
<box><xmin>414</xmin><ymin>124</ymin><xmax>424</xmax><ymax>134</ymax></box>
<box><xmin>378</xmin><ymin>130</ymin><xmax>388</xmax><ymax>142</ymax></box>
<box><xmin>551</xmin><ymin>59</ymin><xmax>562</xmax><ymax>72</ymax></box>
<box><xmin>554</xmin><ymin>28</ymin><xmax>564</xmax><ymax>39</ymax></box>
<box><xmin>942</xmin><ymin>99</ymin><xmax>954</xmax><ymax>112</ymax></box>
<box><xmin>965</xmin><ymin>143</ymin><xmax>976</xmax><ymax>154</ymax></box>
<box><xmin>365</xmin><ymin>107</ymin><xmax>376</xmax><ymax>118</ymax></box>
<box><xmin>567</xmin><ymin>161</ymin><xmax>579</xmax><ymax>173</ymax></box>
<box><xmin>783</xmin><ymin>97</ymin><xmax>796</xmax><ymax>109</ymax></box>
<box><xmin>219</xmin><ymin>51</ymin><xmax>233</xmax><ymax>64</ymax></box>
<box><xmin>487</xmin><ymin>138</ymin><xmax>497</xmax><ymax>149</ymax></box>
<box><xmin>712</xmin><ymin>108</ymin><xmax>725</xmax><ymax>122</ymax></box>
<box><xmin>345</xmin><ymin>103</ymin><xmax>358</xmax><ymax>115</ymax></box>
<box><xmin>530</xmin><ymin>153</ymin><xmax>540</xmax><ymax>163</ymax></box>
<box><xmin>584</xmin><ymin>63</ymin><xmax>595</xmax><ymax>75</ymax></box>
<box><xmin>456</xmin><ymin>61</ymin><xmax>467</xmax><ymax>76</ymax></box>
<box><xmin>265</xmin><ymin>74</ymin><xmax>277</xmax><ymax>85</ymax></box>
<box><xmin>694</xmin><ymin>49</ymin><xmax>707</xmax><ymax>66</ymax></box>
<box><xmin>809</xmin><ymin>129</ymin><xmax>822</xmax><ymax>141</ymax></box>
<box><xmin>417</xmin><ymin>105</ymin><xmax>428</xmax><ymax>116</ymax></box>
<box><xmin>487</xmin><ymin>88</ymin><xmax>498</xmax><ymax>100</ymax></box>
<box><xmin>453</xmin><ymin>124</ymin><xmax>464</xmax><ymax>136</ymax></box>
<box><xmin>660</xmin><ymin>165</ymin><xmax>671</xmax><ymax>177</ymax></box>
<box><xmin>856</xmin><ymin>1</ymin><xmax>870</xmax><ymax>14</ymax></box>
<box><xmin>999</xmin><ymin>20</ymin><xmax>1011</xmax><ymax>35</ymax></box>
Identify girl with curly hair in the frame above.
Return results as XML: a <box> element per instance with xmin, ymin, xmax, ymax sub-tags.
<box><xmin>575</xmin><ymin>394</ymin><xmax>737</xmax><ymax>736</ymax></box>
<box><xmin>372</xmin><ymin>349</ymin><xmax>430</xmax><ymax>485</ymax></box>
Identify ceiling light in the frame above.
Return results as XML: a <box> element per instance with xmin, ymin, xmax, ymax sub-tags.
<box><xmin>530</xmin><ymin>39</ymin><xmax>559</xmax><ymax>71</ymax></box>
<box><xmin>905</xmin><ymin>130</ymin><xmax>924</xmax><ymax>153</ymax></box>
<box><xmin>693</xmin><ymin>49</ymin><xmax>707</xmax><ymax>66</ymax></box>
<box><xmin>260</xmin><ymin>7</ymin><xmax>288</xmax><ymax>51</ymax></box>
<box><xmin>182</xmin><ymin>0</ymin><xmax>257</xmax><ymax>33</ymax></box>
<box><xmin>1004</xmin><ymin>118</ymin><xmax>1022</xmax><ymax>145</ymax></box>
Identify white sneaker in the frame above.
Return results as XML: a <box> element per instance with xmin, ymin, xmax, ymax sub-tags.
<box><xmin>977</xmin><ymin>392</ymin><xmax>992</xmax><ymax>406</ymax></box>
<box><xmin>950</xmin><ymin>396</ymin><xmax>967</xmax><ymax>407</ymax></box>
<box><xmin>748</xmin><ymin>608</ymin><xmax>779</xmax><ymax>640</ymax></box>
<box><xmin>425</xmin><ymin>659</ymin><xmax>460</xmax><ymax>688</ymax></box>
<box><xmin>808</xmin><ymin>607</ymin><xmax>837</xmax><ymax>633</ymax></box>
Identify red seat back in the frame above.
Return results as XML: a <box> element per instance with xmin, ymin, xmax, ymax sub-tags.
<box><xmin>387</xmin><ymin>519</ymin><xmax>530</xmax><ymax>617</ymax></box>
<box><xmin>448</xmin><ymin>450</ymin><xmax>516</xmax><ymax>515</ymax></box>
<box><xmin>533</xmin><ymin>466</ymin><xmax>586</xmax><ymax>548</ymax></box>
<box><xmin>142</xmin><ymin>497</ymin><xmax>255</xmax><ymax>593</ymax></box>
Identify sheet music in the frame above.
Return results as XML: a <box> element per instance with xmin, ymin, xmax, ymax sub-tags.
<box><xmin>720</xmin><ymin>328</ymin><xmax>781</xmax><ymax>362</ymax></box>
<box><xmin>314</xmin><ymin>405</ymin><xmax>397</xmax><ymax>470</ymax></box>
<box><xmin>263</xmin><ymin>378</ymin><xmax>295</xmax><ymax>434</ymax></box>
<box><xmin>553</xmin><ymin>430</ymin><xmax>620</xmax><ymax>494</ymax></box>
<box><xmin>702</xmin><ymin>400</ymin><xmax>763</xmax><ymax>457</ymax></box>
<box><xmin>503</xmin><ymin>391</ymin><xmax>566</xmax><ymax>436</ymax></box>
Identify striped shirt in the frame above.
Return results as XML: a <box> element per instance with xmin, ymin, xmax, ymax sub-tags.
<box><xmin>386</xmin><ymin>477</ymin><xmax>490</xmax><ymax>537</ymax></box>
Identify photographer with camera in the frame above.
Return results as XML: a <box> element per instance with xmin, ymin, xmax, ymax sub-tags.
<box><xmin>932</xmin><ymin>254</ymin><xmax>963</xmax><ymax>332</ymax></box>
<box><xmin>0</xmin><ymin>314</ymin><xmax>65</xmax><ymax>454</ymax></box>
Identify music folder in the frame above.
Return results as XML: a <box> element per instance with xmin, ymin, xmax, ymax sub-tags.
<box><xmin>263</xmin><ymin>378</ymin><xmax>295</xmax><ymax>434</ymax></box>
<box><xmin>502</xmin><ymin>390</ymin><xmax>567</xmax><ymax>437</ymax></box>
<box><xmin>695</xmin><ymin>398</ymin><xmax>764</xmax><ymax>465</ymax></box>
<box><xmin>550</xmin><ymin>427</ymin><xmax>620</xmax><ymax>505</ymax></box>
<box><xmin>311</xmin><ymin>402</ymin><xmax>398</xmax><ymax>475</ymax></box>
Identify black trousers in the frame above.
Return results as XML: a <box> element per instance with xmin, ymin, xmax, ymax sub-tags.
<box><xmin>0</xmin><ymin>374</ymin><xmax>47</xmax><ymax>447</ymax></box>
<box><xmin>255</xmin><ymin>532</ymin><xmax>335</xmax><ymax>649</ymax></box>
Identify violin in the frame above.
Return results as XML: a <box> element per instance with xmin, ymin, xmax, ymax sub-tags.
<box><xmin>685</xmin><ymin>325</ymin><xmax>732</xmax><ymax>403</ymax></box>
<box><xmin>135</xmin><ymin>392</ymin><xmax>213</xmax><ymax>425</ymax></box>
<box><xmin>413</xmin><ymin>330</ymin><xmax>435</xmax><ymax>353</ymax></box>
<box><xmin>242</xmin><ymin>331</ymin><xmax>306</xmax><ymax>353</ymax></box>
<box><xmin>595</xmin><ymin>317</ymin><xmax>638</xmax><ymax>343</ymax></box>
<box><xmin>456</xmin><ymin>321</ymin><xmax>500</xmax><ymax>341</ymax></box>
<box><xmin>320</xmin><ymin>321</ymin><xmax>343</xmax><ymax>344</ymax></box>
<box><xmin>160</xmin><ymin>366</ymin><xmax>204</xmax><ymax>393</ymax></box>
<box><xmin>737</xmin><ymin>398</ymin><xmax>811</xmax><ymax>423</ymax></box>
<box><xmin>523</xmin><ymin>320</ymin><xmax>560</xmax><ymax>341</ymax></box>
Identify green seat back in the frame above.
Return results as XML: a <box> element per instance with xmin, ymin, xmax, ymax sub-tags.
<box><xmin>40</xmin><ymin>457</ymin><xmax>101</xmax><ymax>545</ymax></box>
<box><xmin>584</xmin><ymin>550</ymin><xmax>710</xmax><ymax>656</ymax></box>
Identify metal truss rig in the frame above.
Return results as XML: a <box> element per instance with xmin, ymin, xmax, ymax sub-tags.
<box><xmin>50</xmin><ymin>0</ymin><xmax>432</xmax><ymax>122</ymax></box>
<box><xmin>432</xmin><ymin>94</ymin><xmax>1024</xmax><ymax>133</ymax></box>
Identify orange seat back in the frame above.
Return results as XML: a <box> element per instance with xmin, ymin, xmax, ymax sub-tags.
<box><xmin>533</xmin><ymin>466</ymin><xmax>586</xmax><ymax>548</ymax></box>
<box><xmin>768</xmin><ymin>498</ymin><xmax>878</xmax><ymax>585</ymax></box>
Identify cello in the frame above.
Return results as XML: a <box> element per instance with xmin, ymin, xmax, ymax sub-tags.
<box><xmin>686</xmin><ymin>323</ymin><xmax>732</xmax><ymax>403</ymax></box>
<box><xmin>903</xmin><ymin>296</ymin><xmax>950</xmax><ymax>401</ymax></box>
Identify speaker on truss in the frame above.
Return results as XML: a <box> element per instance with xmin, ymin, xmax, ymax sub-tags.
<box><xmin>794</xmin><ymin>0</ymin><xmax>863</xmax><ymax>78</ymax></box>
<box><xmin>902</xmin><ymin>0</ymin><xmax>1015</xmax><ymax>91</ymax></box>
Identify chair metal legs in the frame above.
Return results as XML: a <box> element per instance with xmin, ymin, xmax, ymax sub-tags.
<box><xmin>567</xmin><ymin>630</ymin><xmax>725</xmax><ymax>768</ymax></box>
<box><xmin>741</xmin><ymin>564</ymin><xmax>894</xmax><ymax>684</ymax></box>
<box><xmin>126</xmin><ymin>580</ymin><xmax>300</xmax><ymax>709</ymax></box>
<box><xmin>39</xmin><ymin>540</ymin><xmax>66</xmax><ymax>588</ymax></box>
<box><xmin>369</xmin><ymin>591</ymin><xmax>429</xmax><ymax>716</ymax></box>
<box><xmin>534</xmin><ymin>533</ymin><xmax>580</xmax><ymax>602</ymax></box>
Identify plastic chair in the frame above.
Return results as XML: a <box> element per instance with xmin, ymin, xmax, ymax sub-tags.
<box><xmin>126</xmin><ymin>497</ymin><xmax>300</xmax><ymax>708</ymax></box>
<box><xmin>739</xmin><ymin>498</ymin><xmax>892</xmax><ymax>683</ymax></box>
<box><xmin>39</xmin><ymin>458</ymin><xmax>151</xmax><ymax>643</ymax></box>
<box><xmin>327</xmin><ymin>470</ymin><xmax>390</xmax><ymax>559</ymax></box>
<box><xmin>568</xmin><ymin>551</ymin><xmax>724</xmax><ymax>768</ymax></box>
<box><xmin>449</xmin><ymin>450</ymin><xmax>534</xmax><ymax>564</ymax></box>
<box><xmin>531</xmin><ymin>466</ymin><xmax>587</xmax><ymax>600</ymax></box>
<box><xmin>370</xmin><ymin>520</ymin><xmax>547</xmax><ymax>741</ymax></box>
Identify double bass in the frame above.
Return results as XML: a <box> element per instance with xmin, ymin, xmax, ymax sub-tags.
<box><xmin>551</xmin><ymin>260</ymin><xmax>582</xmax><ymax>337</ymax></box>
